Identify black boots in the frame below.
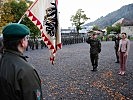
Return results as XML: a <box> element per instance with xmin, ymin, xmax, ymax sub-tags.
<box><xmin>91</xmin><ymin>66</ymin><xmax>97</xmax><ymax>71</ymax></box>
<box><xmin>115</xmin><ymin>61</ymin><xmax>119</xmax><ymax>63</ymax></box>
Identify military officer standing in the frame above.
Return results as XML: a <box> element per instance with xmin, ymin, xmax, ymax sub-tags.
<box><xmin>0</xmin><ymin>23</ymin><xmax>43</xmax><ymax>100</ymax></box>
<box><xmin>112</xmin><ymin>34</ymin><xmax>121</xmax><ymax>63</ymax></box>
<box><xmin>86</xmin><ymin>33</ymin><xmax>101</xmax><ymax>71</ymax></box>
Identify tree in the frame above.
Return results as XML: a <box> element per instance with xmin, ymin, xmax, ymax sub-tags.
<box><xmin>0</xmin><ymin>0</ymin><xmax>40</xmax><ymax>38</ymax></box>
<box><xmin>70</xmin><ymin>9</ymin><xmax>89</xmax><ymax>35</ymax></box>
<box><xmin>10</xmin><ymin>1</ymin><xmax>28</xmax><ymax>23</ymax></box>
<box><xmin>106</xmin><ymin>26</ymin><xmax>113</xmax><ymax>34</ymax></box>
<box><xmin>106</xmin><ymin>24</ymin><xmax>121</xmax><ymax>35</ymax></box>
<box><xmin>114</xmin><ymin>23</ymin><xmax>121</xmax><ymax>33</ymax></box>
<box><xmin>0</xmin><ymin>2</ymin><xmax>14</xmax><ymax>29</ymax></box>
<box><xmin>92</xmin><ymin>25</ymin><xmax>99</xmax><ymax>30</ymax></box>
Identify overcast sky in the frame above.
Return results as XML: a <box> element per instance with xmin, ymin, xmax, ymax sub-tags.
<box><xmin>58</xmin><ymin>0</ymin><xmax>133</xmax><ymax>28</ymax></box>
<box><xmin>30</xmin><ymin>0</ymin><xmax>133</xmax><ymax>28</ymax></box>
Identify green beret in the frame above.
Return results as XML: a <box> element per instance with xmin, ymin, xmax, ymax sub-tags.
<box><xmin>2</xmin><ymin>23</ymin><xmax>30</xmax><ymax>39</ymax></box>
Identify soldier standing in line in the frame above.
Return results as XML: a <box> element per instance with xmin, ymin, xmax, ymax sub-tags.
<box><xmin>35</xmin><ymin>39</ymin><xmax>39</xmax><ymax>49</ymax></box>
<box><xmin>28</xmin><ymin>38</ymin><xmax>32</xmax><ymax>49</ymax></box>
<box><xmin>31</xmin><ymin>39</ymin><xmax>35</xmax><ymax>50</ymax></box>
<box><xmin>40</xmin><ymin>39</ymin><xmax>45</xmax><ymax>49</ymax></box>
<box><xmin>112</xmin><ymin>34</ymin><xmax>121</xmax><ymax>63</ymax></box>
<box><xmin>86</xmin><ymin>33</ymin><xmax>101</xmax><ymax>71</ymax></box>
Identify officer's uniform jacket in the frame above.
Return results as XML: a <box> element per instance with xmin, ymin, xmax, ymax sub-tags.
<box><xmin>112</xmin><ymin>37</ymin><xmax>121</xmax><ymax>50</ymax></box>
<box><xmin>86</xmin><ymin>37</ymin><xmax>101</xmax><ymax>54</ymax></box>
<box><xmin>0</xmin><ymin>50</ymin><xmax>42</xmax><ymax>100</ymax></box>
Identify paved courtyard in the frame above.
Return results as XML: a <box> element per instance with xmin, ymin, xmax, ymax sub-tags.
<box><xmin>25</xmin><ymin>41</ymin><xmax>133</xmax><ymax>100</ymax></box>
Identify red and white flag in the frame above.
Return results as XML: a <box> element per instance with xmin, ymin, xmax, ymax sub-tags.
<box><xmin>25</xmin><ymin>0</ymin><xmax>62</xmax><ymax>64</ymax></box>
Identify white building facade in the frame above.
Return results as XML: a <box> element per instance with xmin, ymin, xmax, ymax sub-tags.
<box><xmin>121</xmin><ymin>26</ymin><xmax>133</xmax><ymax>36</ymax></box>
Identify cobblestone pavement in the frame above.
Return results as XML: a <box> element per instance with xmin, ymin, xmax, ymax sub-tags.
<box><xmin>25</xmin><ymin>41</ymin><xmax>133</xmax><ymax>100</ymax></box>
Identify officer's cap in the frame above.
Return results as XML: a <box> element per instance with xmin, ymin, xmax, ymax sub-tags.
<box><xmin>2</xmin><ymin>23</ymin><xmax>30</xmax><ymax>39</ymax></box>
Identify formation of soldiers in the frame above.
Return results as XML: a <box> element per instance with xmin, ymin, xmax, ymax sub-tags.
<box><xmin>26</xmin><ymin>36</ymin><xmax>87</xmax><ymax>51</ymax></box>
<box><xmin>62</xmin><ymin>36</ymin><xmax>87</xmax><ymax>45</ymax></box>
<box><xmin>26</xmin><ymin>38</ymin><xmax>46</xmax><ymax>51</ymax></box>
<box><xmin>0</xmin><ymin>36</ymin><xmax>87</xmax><ymax>52</ymax></box>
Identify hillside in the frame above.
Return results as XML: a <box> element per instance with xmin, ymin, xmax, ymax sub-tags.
<box><xmin>85</xmin><ymin>3</ymin><xmax>133</xmax><ymax>29</ymax></box>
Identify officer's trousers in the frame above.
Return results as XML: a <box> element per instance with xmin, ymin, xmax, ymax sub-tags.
<box><xmin>90</xmin><ymin>53</ymin><xmax>99</xmax><ymax>68</ymax></box>
<box><xmin>115</xmin><ymin>47</ymin><xmax>119</xmax><ymax>62</ymax></box>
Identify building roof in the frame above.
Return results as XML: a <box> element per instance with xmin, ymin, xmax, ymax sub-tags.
<box><xmin>112</xmin><ymin>18</ymin><xmax>133</xmax><ymax>26</ymax></box>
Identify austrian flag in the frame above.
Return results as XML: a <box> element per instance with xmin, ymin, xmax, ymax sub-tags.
<box><xmin>26</xmin><ymin>0</ymin><xmax>62</xmax><ymax>64</ymax></box>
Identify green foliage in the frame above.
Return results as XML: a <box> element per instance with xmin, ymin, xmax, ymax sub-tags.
<box><xmin>115</xmin><ymin>23</ymin><xmax>121</xmax><ymax>33</ymax></box>
<box><xmin>106</xmin><ymin>26</ymin><xmax>113</xmax><ymax>34</ymax></box>
<box><xmin>106</xmin><ymin>24</ymin><xmax>121</xmax><ymax>35</ymax></box>
<box><xmin>21</xmin><ymin>17</ymin><xmax>41</xmax><ymax>39</ymax></box>
<box><xmin>0</xmin><ymin>0</ymin><xmax>40</xmax><ymax>37</ymax></box>
<box><xmin>70</xmin><ymin>9</ymin><xmax>89</xmax><ymax>34</ymax></box>
<box><xmin>92</xmin><ymin>25</ymin><xmax>99</xmax><ymax>30</ymax></box>
<box><xmin>0</xmin><ymin>2</ymin><xmax>14</xmax><ymax>27</ymax></box>
<box><xmin>130</xmin><ymin>36</ymin><xmax>133</xmax><ymax>40</ymax></box>
<box><xmin>10</xmin><ymin>1</ymin><xmax>28</xmax><ymax>23</ymax></box>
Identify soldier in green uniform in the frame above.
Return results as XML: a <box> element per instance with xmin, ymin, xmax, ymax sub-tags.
<box><xmin>86</xmin><ymin>33</ymin><xmax>101</xmax><ymax>71</ymax></box>
<box><xmin>40</xmin><ymin>39</ymin><xmax>45</xmax><ymax>49</ymax></box>
<box><xmin>0</xmin><ymin>23</ymin><xmax>43</xmax><ymax>100</ymax></box>
<box><xmin>112</xmin><ymin>34</ymin><xmax>121</xmax><ymax>63</ymax></box>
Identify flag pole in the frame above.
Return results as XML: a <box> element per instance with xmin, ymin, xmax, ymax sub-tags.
<box><xmin>18</xmin><ymin>13</ymin><xmax>26</xmax><ymax>24</ymax></box>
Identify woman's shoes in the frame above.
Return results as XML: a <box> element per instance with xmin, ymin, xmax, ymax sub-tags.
<box><xmin>118</xmin><ymin>71</ymin><xmax>125</xmax><ymax>75</ymax></box>
<box><xmin>118</xmin><ymin>72</ymin><xmax>122</xmax><ymax>75</ymax></box>
<box><xmin>121</xmin><ymin>72</ymin><xmax>125</xmax><ymax>75</ymax></box>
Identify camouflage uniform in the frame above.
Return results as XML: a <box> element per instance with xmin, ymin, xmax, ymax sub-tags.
<box><xmin>86</xmin><ymin>37</ymin><xmax>101</xmax><ymax>71</ymax></box>
<box><xmin>112</xmin><ymin>35</ymin><xmax>121</xmax><ymax>63</ymax></box>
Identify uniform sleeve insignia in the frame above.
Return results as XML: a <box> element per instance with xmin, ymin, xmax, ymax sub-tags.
<box><xmin>36</xmin><ymin>89</ymin><xmax>41</xmax><ymax>100</ymax></box>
